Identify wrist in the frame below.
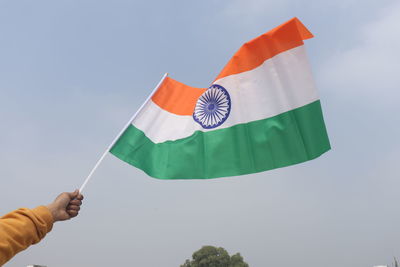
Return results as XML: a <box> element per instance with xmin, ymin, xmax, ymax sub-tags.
<box><xmin>46</xmin><ymin>203</ymin><xmax>58</xmax><ymax>222</ymax></box>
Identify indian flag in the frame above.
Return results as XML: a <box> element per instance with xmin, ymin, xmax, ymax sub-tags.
<box><xmin>110</xmin><ymin>18</ymin><xmax>330</xmax><ymax>179</ymax></box>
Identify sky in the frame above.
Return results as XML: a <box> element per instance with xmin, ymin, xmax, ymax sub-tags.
<box><xmin>0</xmin><ymin>0</ymin><xmax>400</xmax><ymax>266</ymax></box>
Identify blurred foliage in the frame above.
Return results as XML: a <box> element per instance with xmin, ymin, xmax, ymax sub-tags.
<box><xmin>181</xmin><ymin>245</ymin><xmax>249</xmax><ymax>267</ymax></box>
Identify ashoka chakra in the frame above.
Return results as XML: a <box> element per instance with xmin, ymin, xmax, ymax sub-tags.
<box><xmin>193</xmin><ymin>84</ymin><xmax>231</xmax><ymax>129</ymax></box>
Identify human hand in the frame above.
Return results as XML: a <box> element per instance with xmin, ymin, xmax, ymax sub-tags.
<box><xmin>46</xmin><ymin>190</ymin><xmax>84</xmax><ymax>222</ymax></box>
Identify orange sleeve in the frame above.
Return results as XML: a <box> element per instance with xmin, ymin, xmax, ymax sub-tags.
<box><xmin>0</xmin><ymin>206</ymin><xmax>54</xmax><ymax>266</ymax></box>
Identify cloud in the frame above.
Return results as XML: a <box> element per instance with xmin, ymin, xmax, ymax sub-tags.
<box><xmin>320</xmin><ymin>1</ymin><xmax>400</xmax><ymax>109</ymax></box>
<box><xmin>222</xmin><ymin>0</ymin><xmax>288</xmax><ymax>21</ymax></box>
<box><xmin>219</xmin><ymin>0</ymin><xmax>388</xmax><ymax>28</ymax></box>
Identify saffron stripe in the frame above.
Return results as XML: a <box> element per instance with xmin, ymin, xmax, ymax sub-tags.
<box><xmin>110</xmin><ymin>100</ymin><xmax>330</xmax><ymax>179</ymax></box>
<box><xmin>151</xmin><ymin>77</ymin><xmax>206</xmax><ymax>116</ymax></box>
<box><xmin>214</xmin><ymin>17</ymin><xmax>313</xmax><ymax>81</ymax></box>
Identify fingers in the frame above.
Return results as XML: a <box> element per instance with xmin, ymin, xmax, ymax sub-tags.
<box><xmin>68</xmin><ymin>190</ymin><xmax>83</xmax><ymax>201</ymax></box>
<box><xmin>68</xmin><ymin>189</ymin><xmax>79</xmax><ymax>200</ymax></box>
<box><xmin>68</xmin><ymin>192</ymin><xmax>83</xmax><ymax>209</ymax></box>
<box><xmin>66</xmin><ymin>203</ymin><xmax>81</xmax><ymax>218</ymax></box>
<box><xmin>66</xmin><ymin>190</ymin><xmax>84</xmax><ymax>219</ymax></box>
<box><xmin>67</xmin><ymin>205</ymin><xmax>80</xmax><ymax>211</ymax></box>
<box><xmin>69</xmin><ymin>199</ymin><xmax>82</xmax><ymax>206</ymax></box>
<box><xmin>67</xmin><ymin>210</ymin><xmax>79</xmax><ymax>218</ymax></box>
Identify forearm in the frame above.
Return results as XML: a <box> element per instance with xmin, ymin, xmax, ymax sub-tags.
<box><xmin>0</xmin><ymin>206</ymin><xmax>53</xmax><ymax>266</ymax></box>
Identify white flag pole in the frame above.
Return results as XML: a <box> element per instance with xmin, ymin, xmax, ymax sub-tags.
<box><xmin>79</xmin><ymin>73</ymin><xmax>169</xmax><ymax>193</ymax></box>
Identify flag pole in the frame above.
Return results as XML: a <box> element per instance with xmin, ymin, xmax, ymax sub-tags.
<box><xmin>79</xmin><ymin>73</ymin><xmax>169</xmax><ymax>193</ymax></box>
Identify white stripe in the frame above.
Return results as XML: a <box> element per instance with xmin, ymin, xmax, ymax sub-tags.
<box><xmin>133</xmin><ymin>45</ymin><xmax>319</xmax><ymax>143</ymax></box>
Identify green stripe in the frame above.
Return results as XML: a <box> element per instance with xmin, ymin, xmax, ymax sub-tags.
<box><xmin>110</xmin><ymin>100</ymin><xmax>330</xmax><ymax>179</ymax></box>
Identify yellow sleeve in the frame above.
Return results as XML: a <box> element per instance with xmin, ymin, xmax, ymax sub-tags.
<box><xmin>0</xmin><ymin>206</ymin><xmax>54</xmax><ymax>266</ymax></box>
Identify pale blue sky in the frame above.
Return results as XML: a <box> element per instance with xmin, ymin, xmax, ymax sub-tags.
<box><xmin>1</xmin><ymin>1</ymin><xmax>400</xmax><ymax>266</ymax></box>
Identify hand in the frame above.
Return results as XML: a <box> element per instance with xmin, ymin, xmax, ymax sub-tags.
<box><xmin>46</xmin><ymin>190</ymin><xmax>84</xmax><ymax>222</ymax></box>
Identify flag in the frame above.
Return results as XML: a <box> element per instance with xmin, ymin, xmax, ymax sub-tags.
<box><xmin>110</xmin><ymin>17</ymin><xmax>330</xmax><ymax>179</ymax></box>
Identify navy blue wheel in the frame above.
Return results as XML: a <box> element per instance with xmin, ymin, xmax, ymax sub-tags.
<box><xmin>193</xmin><ymin>84</ymin><xmax>231</xmax><ymax>129</ymax></box>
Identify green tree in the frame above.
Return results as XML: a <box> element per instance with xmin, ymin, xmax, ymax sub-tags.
<box><xmin>181</xmin><ymin>246</ymin><xmax>249</xmax><ymax>267</ymax></box>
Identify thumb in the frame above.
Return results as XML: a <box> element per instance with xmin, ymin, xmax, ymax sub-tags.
<box><xmin>68</xmin><ymin>189</ymin><xmax>79</xmax><ymax>200</ymax></box>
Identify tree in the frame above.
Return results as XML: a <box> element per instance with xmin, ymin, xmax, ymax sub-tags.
<box><xmin>181</xmin><ymin>246</ymin><xmax>249</xmax><ymax>267</ymax></box>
